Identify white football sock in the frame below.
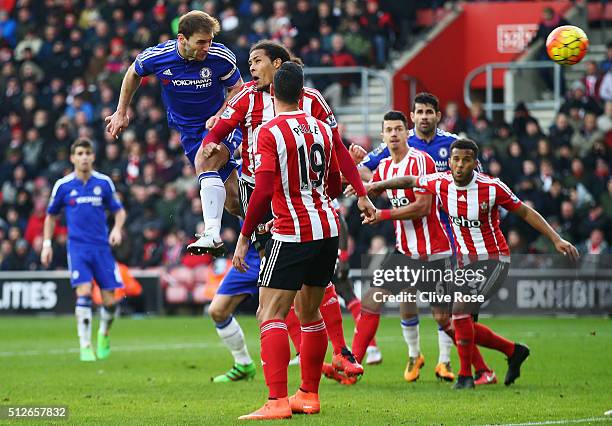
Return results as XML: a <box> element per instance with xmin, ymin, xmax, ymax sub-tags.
<box><xmin>438</xmin><ymin>327</ymin><xmax>453</xmax><ymax>364</ymax></box>
<box><xmin>75</xmin><ymin>296</ymin><xmax>92</xmax><ymax>349</ymax></box>
<box><xmin>216</xmin><ymin>316</ymin><xmax>252</xmax><ymax>365</ymax></box>
<box><xmin>199</xmin><ymin>171</ymin><xmax>225</xmax><ymax>241</ymax></box>
<box><xmin>99</xmin><ymin>304</ymin><xmax>117</xmax><ymax>336</ymax></box>
<box><xmin>401</xmin><ymin>317</ymin><xmax>420</xmax><ymax>358</ymax></box>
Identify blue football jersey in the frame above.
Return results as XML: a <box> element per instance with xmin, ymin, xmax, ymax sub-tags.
<box><xmin>359</xmin><ymin>128</ymin><xmax>458</xmax><ymax>172</ymax></box>
<box><xmin>47</xmin><ymin>171</ymin><xmax>123</xmax><ymax>248</ymax></box>
<box><xmin>134</xmin><ymin>40</ymin><xmax>241</xmax><ymax>133</ymax></box>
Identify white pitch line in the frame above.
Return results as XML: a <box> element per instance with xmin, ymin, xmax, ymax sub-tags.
<box><xmin>486</xmin><ymin>417</ymin><xmax>611</xmax><ymax>426</ymax></box>
<box><xmin>0</xmin><ymin>342</ymin><xmax>224</xmax><ymax>358</ymax></box>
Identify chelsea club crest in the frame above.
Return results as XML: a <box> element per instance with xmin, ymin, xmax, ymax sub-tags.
<box><xmin>200</xmin><ymin>67</ymin><xmax>212</xmax><ymax>79</ymax></box>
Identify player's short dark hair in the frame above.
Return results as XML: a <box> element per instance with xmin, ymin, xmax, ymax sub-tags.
<box><xmin>413</xmin><ymin>92</ymin><xmax>440</xmax><ymax>112</ymax></box>
<box><xmin>450</xmin><ymin>138</ymin><xmax>479</xmax><ymax>158</ymax></box>
<box><xmin>70</xmin><ymin>138</ymin><xmax>94</xmax><ymax>154</ymax></box>
<box><xmin>250</xmin><ymin>40</ymin><xmax>302</xmax><ymax>66</ymax></box>
<box><xmin>382</xmin><ymin>110</ymin><xmax>408</xmax><ymax>129</ymax></box>
<box><xmin>178</xmin><ymin>11</ymin><xmax>220</xmax><ymax>38</ymax></box>
<box><xmin>273</xmin><ymin>62</ymin><xmax>303</xmax><ymax>104</ymax></box>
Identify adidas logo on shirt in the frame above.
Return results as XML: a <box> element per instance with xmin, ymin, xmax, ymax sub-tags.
<box><xmin>162</xmin><ymin>69</ymin><xmax>173</xmax><ymax>76</ymax></box>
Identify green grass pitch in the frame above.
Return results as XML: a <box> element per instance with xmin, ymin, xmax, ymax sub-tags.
<box><xmin>2</xmin><ymin>315</ymin><xmax>611</xmax><ymax>425</ymax></box>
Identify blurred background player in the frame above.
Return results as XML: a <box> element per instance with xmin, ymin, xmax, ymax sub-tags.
<box><xmin>346</xmin><ymin>111</ymin><xmax>455</xmax><ymax>383</ymax></box>
<box><xmin>233</xmin><ymin>62</ymin><xmax>342</xmax><ymax>420</ymax></box>
<box><xmin>202</xmin><ymin>40</ymin><xmax>368</xmax><ymax>378</ymax></box>
<box><xmin>41</xmin><ymin>138</ymin><xmax>126</xmax><ymax>362</ymax></box>
<box><xmin>104</xmin><ymin>11</ymin><xmax>244</xmax><ymax>256</ymax></box>
<box><xmin>372</xmin><ymin>138</ymin><xmax>579</xmax><ymax>389</ymax></box>
<box><xmin>349</xmin><ymin>102</ymin><xmax>457</xmax><ymax>382</ymax></box>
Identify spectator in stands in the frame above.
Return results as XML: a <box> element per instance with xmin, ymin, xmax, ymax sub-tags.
<box><xmin>342</xmin><ymin>18</ymin><xmax>372</xmax><ymax>66</ymax></box>
<box><xmin>571</xmin><ymin>112</ymin><xmax>604</xmax><ymax>158</ymax></box>
<box><xmin>600</xmin><ymin>70</ymin><xmax>612</xmax><ymax>103</ymax></box>
<box><xmin>519</xmin><ymin>118</ymin><xmax>545</xmax><ymax>154</ymax></box>
<box><xmin>548</xmin><ymin>112</ymin><xmax>575</xmax><ymax>149</ymax></box>
<box><xmin>561</xmin><ymin>80</ymin><xmax>603</xmax><ymax>117</ymax></box>
<box><xmin>582</xmin><ymin>60</ymin><xmax>604</xmax><ymax>103</ymax></box>
<box><xmin>597</xmin><ymin>100</ymin><xmax>612</xmax><ymax>133</ymax></box>
<box><xmin>291</xmin><ymin>0</ymin><xmax>318</xmax><ymax>51</ymax></box>
<box><xmin>359</xmin><ymin>0</ymin><xmax>393</xmax><ymax>68</ymax></box>
<box><xmin>131</xmin><ymin>220</ymin><xmax>164</xmax><ymax>268</ymax></box>
<box><xmin>1</xmin><ymin>238</ymin><xmax>38</xmax><ymax>270</ymax></box>
<box><xmin>439</xmin><ymin>101</ymin><xmax>466</xmax><ymax>135</ymax></box>
<box><xmin>600</xmin><ymin>41</ymin><xmax>612</xmax><ymax>74</ymax></box>
<box><xmin>322</xmin><ymin>34</ymin><xmax>358</xmax><ymax>107</ymax></box>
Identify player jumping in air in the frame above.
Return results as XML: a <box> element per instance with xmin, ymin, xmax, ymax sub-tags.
<box><xmin>104</xmin><ymin>11</ymin><xmax>244</xmax><ymax>256</ymax></box>
<box><xmin>202</xmin><ymin>40</ymin><xmax>370</xmax><ymax>380</ymax></box>
<box><xmin>41</xmin><ymin>139</ymin><xmax>126</xmax><ymax>362</ymax></box>
<box><xmin>199</xmin><ymin>39</ymin><xmax>375</xmax><ymax>256</ymax></box>
<box><xmin>369</xmin><ymin>138</ymin><xmax>579</xmax><ymax>388</ymax></box>
<box><xmin>233</xmin><ymin>62</ymin><xmax>342</xmax><ymax>420</ymax></box>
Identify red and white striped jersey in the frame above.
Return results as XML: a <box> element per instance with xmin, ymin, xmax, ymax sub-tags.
<box><xmin>254</xmin><ymin>111</ymin><xmax>340</xmax><ymax>243</ymax></box>
<box><xmin>221</xmin><ymin>81</ymin><xmax>338</xmax><ymax>183</ymax></box>
<box><xmin>372</xmin><ymin>148</ymin><xmax>452</xmax><ymax>257</ymax></box>
<box><xmin>416</xmin><ymin>171</ymin><xmax>523</xmax><ymax>258</ymax></box>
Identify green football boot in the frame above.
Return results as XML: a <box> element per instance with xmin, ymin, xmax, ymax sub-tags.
<box><xmin>97</xmin><ymin>332</ymin><xmax>111</xmax><ymax>360</ymax></box>
<box><xmin>212</xmin><ymin>363</ymin><xmax>256</xmax><ymax>383</ymax></box>
<box><xmin>80</xmin><ymin>347</ymin><xmax>97</xmax><ymax>362</ymax></box>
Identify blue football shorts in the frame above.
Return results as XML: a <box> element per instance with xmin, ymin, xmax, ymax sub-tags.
<box><xmin>216</xmin><ymin>245</ymin><xmax>260</xmax><ymax>298</ymax></box>
<box><xmin>181</xmin><ymin>126</ymin><xmax>242</xmax><ymax>182</ymax></box>
<box><xmin>67</xmin><ymin>246</ymin><xmax>123</xmax><ymax>290</ymax></box>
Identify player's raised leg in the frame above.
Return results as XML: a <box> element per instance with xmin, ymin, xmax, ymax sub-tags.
<box><xmin>75</xmin><ymin>283</ymin><xmax>96</xmax><ymax>362</ymax></box>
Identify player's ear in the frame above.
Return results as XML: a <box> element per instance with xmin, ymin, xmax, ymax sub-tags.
<box><xmin>436</xmin><ymin>110</ymin><xmax>441</xmax><ymax>121</ymax></box>
<box><xmin>273</xmin><ymin>58</ymin><xmax>282</xmax><ymax>69</ymax></box>
<box><xmin>410</xmin><ymin>111</ymin><xmax>415</xmax><ymax>123</ymax></box>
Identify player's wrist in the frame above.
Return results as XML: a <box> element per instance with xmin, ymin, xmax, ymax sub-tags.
<box><xmin>379</xmin><ymin>209</ymin><xmax>392</xmax><ymax>221</ymax></box>
<box><xmin>43</xmin><ymin>239</ymin><xmax>52</xmax><ymax>248</ymax></box>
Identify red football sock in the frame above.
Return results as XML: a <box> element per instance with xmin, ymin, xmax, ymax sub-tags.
<box><xmin>474</xmin><ymin>322</ymin><xmax>515</xmax><ymax>357</ymax></box>
<box><xmin>299</xmin><ymin>319</ymin><xmax>327</xmax><ymax>394</ymax></box>
<box><xmin>453</xmin><ymin>316</ymin><xmax>474</xmax><ymax>377</ymax></box>
<box><xmin>347</xmin><ymin>298</ymin><xmax>378</xmax><ymax>348</ymax></box>
<box><xmin>444</xmin><ymin>321</ymin><xmax>490</xmax><ymax>372</ymax></box>
<box><xmin>319</xmin><ymin>284</ymin><xmax>347</xmax><ymax>355</ymax></box>
<box><xmin>285</xmin><ymin>306</ymin><xmax>301</xmax><ymax>354</ymax></box>
<box><xmin>471</xmin><ymin>344</ymin><xmax>490</xmax><ymax>372</ymax></box>
<box><xmin>351</xmin><ymin>310</ymin><xmax>380</xmax><ymax>363</ymax></box>
<box><xmin>260</xmin><ymin>320</ymin><xmax>290</xmax><ymax>399</ymax></box>
<box><xmin>347</xmin><ymin>298</ymin><xmax>361</xmax><ymax>322</ymax></box>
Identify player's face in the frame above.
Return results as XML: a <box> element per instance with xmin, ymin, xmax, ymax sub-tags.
<box><xmin>249</xmin><ymin>49</ymin><xmax>280</xmax><ymax>90</ymax></box>
<box><xmin>381</xmin><ymin>120</ymin><xmax>408</xmax><ymax>151</ymax></box>
<box><xmin>179</xmin><ymin>31</ymin><xmax>213</xmax><ymax>61</ymax></box>
<box><xmin>449</xmin><ymin>148</ymin><xmax>476</xmax><ymax>185</ymax></box>
<box><xmin>70</xmin><ymin>147</ymin><xmax>94</xmax><ymax>173</ymax></box>
<box><xmin>410</xmin><ymin>102</ymin><xmax>441</xmax><ymax>137</ymax></box>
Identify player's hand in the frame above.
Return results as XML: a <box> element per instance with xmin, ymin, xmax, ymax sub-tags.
<box><xmin>232</xmin><ymin>234</ymin><xmax>250</xmax><ymax>273</ymax></box>
<box><xmin>206</xmin><ymin>115</ymin><xmax>220</xmax><ymax>130</ymax></box>
<box><xmin>41</xmin><ymin>246</ymin><xmax>53</xmax><ymax>268</ymax></box>
<box><xmin>367</xmin><ymin>182</ymin><xmax>384</xmax><ymax>197</ymax></box>
<box><xmin>263</xmin><ymin>219</ymin><xmax>274</xmax><ymax>233</ymax></box>
<box><xmin>362</xmin><ymin>209</ymin><xmax>382</xmax><ymax>225</ymax></box>
<box><xmin>554</xmin><ymin>238</ymin><xmax>579</xmax><ymax>261</ymax></box>
<box><xmin>104</xmin><ymin>110</ymin><xmax>130</xmax><ymax>139</ymax></box>
<box><xmin>357</xmin><ymin>196</ymin><xmax>376</xmax><ymax>221</ymax></box>
<box><xmin>109</xmin><ymin>227</ymin><xmax>122</xmax><ymax>247</ymax></box>
<box><xmin>202</xmin><ymin>143</ymin><xmax>221</xmax><ymax>159</ymax></box>
<box><xmin>349</xmin><ymin>144</ymin><xmax>367</xmax><ymax>164</ymax></box>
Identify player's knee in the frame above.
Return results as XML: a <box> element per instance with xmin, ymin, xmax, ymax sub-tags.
<box><xmin>209</xmin><ymin>304</ymin><xmax>230</xmax><ymax>323</ymax></box>
<box><xmin>433</xmin><ymin>311</ymin><xmax>450</xmax><ymax>326</ymax></box>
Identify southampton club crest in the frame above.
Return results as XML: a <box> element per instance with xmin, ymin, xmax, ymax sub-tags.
<box><xmin>200</xmin><ymin>67</ymin><xmax>212</xmax><ymax>80</ymax></box>
<box><xmin>480</xmin><ymin>201</ymin><xmax>489</xmax><ymax>213</ymax></box>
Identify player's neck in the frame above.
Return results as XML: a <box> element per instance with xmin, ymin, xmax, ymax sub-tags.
<box><xmin>390</xmin><ymin>147</ymin><xmax>408</xmax><ymax>163</ymax></box>
<box><xmin>275</xmin><ymin>101</ymin><xmax>299</xmax><ymax>114</ymax></box>
<box><xmin>415</xmin><ymin>128</ymin><xmax>436</xmax><ymax>142</ymax></box>
<box><xmin>75</xmin><ymin>169</ymin><xmax>92</xmax><ymax>182</ymax></box>
<box><xmin>453</xmin><ymin>171</ymin><xmax>475</xmax><ymax>187</ymax></box>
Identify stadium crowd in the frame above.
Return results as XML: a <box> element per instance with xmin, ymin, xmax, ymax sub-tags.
<box><xmin>0</xmin><ymin>0</ymin><xmax>611</xmax><ymax>273</ymax></box>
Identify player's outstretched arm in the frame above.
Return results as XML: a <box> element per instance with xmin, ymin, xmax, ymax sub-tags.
<box><xmin>374</xmin><ymin>175</ymin><xmax>418</xmax><ymax>191</ymax></box>
<box><xmin>109</xmin><ymin>208</ymin><xmax>127</xmax><ymax>247</ymax></box>
<box><xmin>41</xmin><ymin>214</ymin><xmax>57</xmax><ymax>267</ymax></box>
<box><xmin>105</xmin><ymin>63</ymin><xmax>142</xmax><ymax>139</ymax></box>
<box><xmin>514</xmin><ymin>204</ymin><xmax>579</xmax><ymax>261</ymax></box>
<box><xmin>363</xmin><ymin>193</ymin><xmax>432</xmax><ymax>225</ymax></box>
<box><xmin>206</xmin><ymin>79</ymin><xmax>244</xmax><ymax>129</ymax></box>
